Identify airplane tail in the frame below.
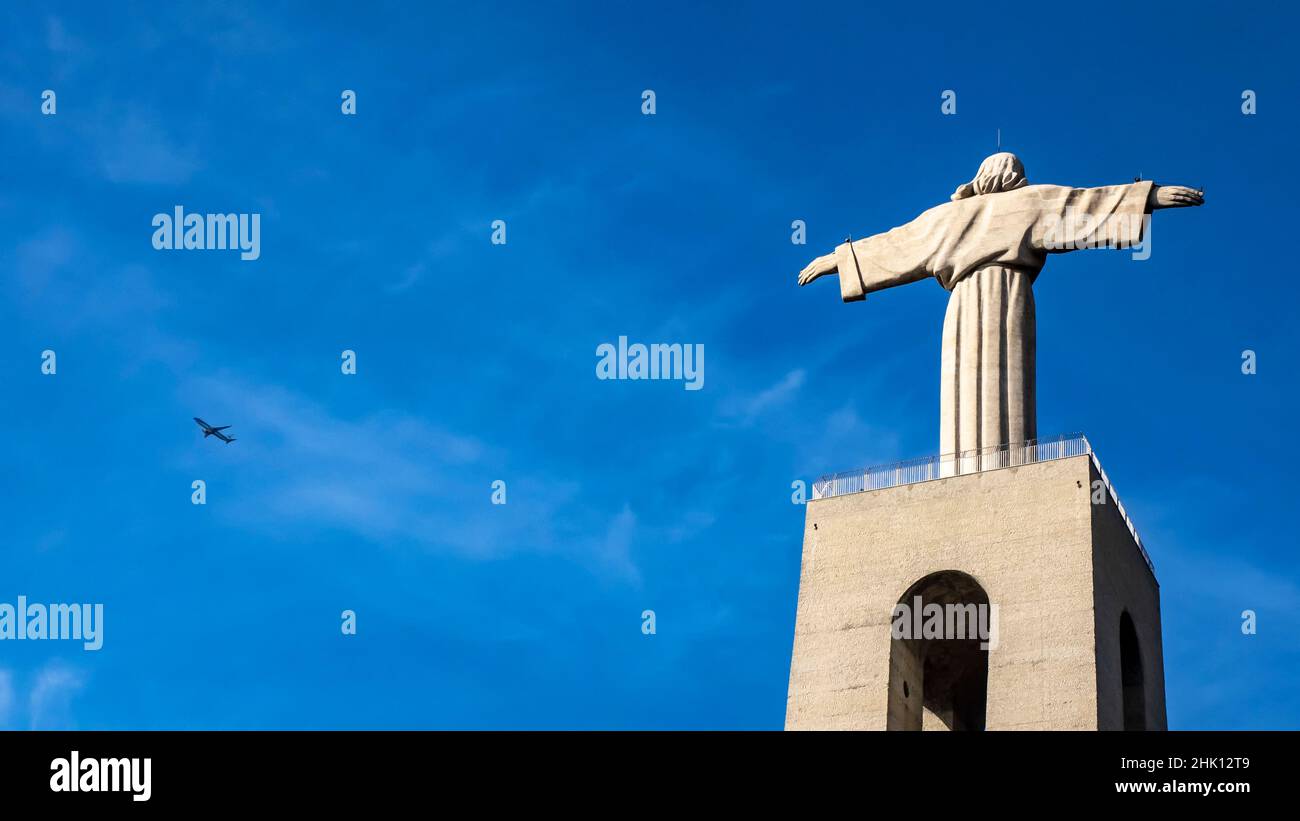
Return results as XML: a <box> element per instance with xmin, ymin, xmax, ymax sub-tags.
<box><xmin>225</xmin><ymin>437</ymin><xmax>236</xmax><ymax>443</ymax></box>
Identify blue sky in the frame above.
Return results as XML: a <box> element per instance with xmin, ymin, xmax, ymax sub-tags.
<box><xmin>1</xmin><ymin>1</ymin><xmax>1296</xmax><ymax>729</ymax></box>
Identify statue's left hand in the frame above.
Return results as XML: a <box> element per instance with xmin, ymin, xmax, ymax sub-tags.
<box><xmin>1148</xmin><ymin>184</ymin><xmax>1205</xmax><ymax>210</ymax></box>
<box><xmin>798</xmin><ymin>253</ymin><xmax>838</xmax><ymax>286</ymax></box>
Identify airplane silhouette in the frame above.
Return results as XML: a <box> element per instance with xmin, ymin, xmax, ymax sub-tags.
<box><xmin>194</xmin><ymin>417</ymin><xmax>236</xmax><ymax>444</ymax></box>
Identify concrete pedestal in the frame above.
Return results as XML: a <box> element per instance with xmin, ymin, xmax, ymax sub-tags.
<box><xmin>786</xmin><ymin>453</ymin><xmax>1166</xmax><ymax>730</ymax></box>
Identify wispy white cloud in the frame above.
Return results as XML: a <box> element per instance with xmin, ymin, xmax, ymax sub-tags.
<box><xmin>665</xmin><ymin>510</ymin><xmax>716</xmax><ymax>544</ymax></box>
<box><xmin>45</xmin><ymin>16</ymin><xmax>82</xmax><ymax>54</ymax></box>
<box><xmin>720</xmin><ymin>368</ymin><xmax>805</xmax><ymax>425</ymax></box>
<box><xmin>384</xmin><ymin>233</ymin><xmax>468</xmax><ymax>294</ymax></box>
<box><xmin>14</xmin><ymin>226</ymin><xmax>77</xmax><ymax>298</ymax></box>
<box><xmin>1162</xmin><ymin>548</ymin><xmax>1300</xmax><ymax>623</ymax></box>
<box><xmin>11</xmin><ymin>227</ymin><xmax>172</xmax><ymax>332</ymax></box>
<box><xmin>29</xmin><ymin>661</ymin><xmax>83</xmax><ymax>730</ymax></box>
<box><xmin>0</xmin><ymin>669</ymin><xmax>12</xmax><ymax>728</ymax></box>
<box><xmin>385</xmin><ymin>262</ymin><xmax>427</xmax><ymax>294</ymax></box>
<box><xmin>180</xmin><ymin>373</ymin><xmax>643</xmax><ymax>580</ymax></box>
<box><xmin>34</xmin><ymin>15</ymin><xmax>93</xmax><ymax>81</ymax></box>
<box><xmin>597</xmin><ymin>505</ymin><xmax>639</xmax><ymax>584</ymax></box>
<box><xmin>95</xmin><ymin>109</ymin><xmax>201</xmax><ymax>185</ymax></box>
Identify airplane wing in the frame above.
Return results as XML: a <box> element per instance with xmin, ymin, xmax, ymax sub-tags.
<box><xmin>211</xmin><ymin>425</ymin><xmax>231</xmax><ymax>431</ymax></box>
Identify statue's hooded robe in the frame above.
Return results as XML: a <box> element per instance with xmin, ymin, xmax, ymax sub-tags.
<box><xmin>832</xmin><ymin>153</ymin><xmax>1152</xmax><ymax>467</ymax></box>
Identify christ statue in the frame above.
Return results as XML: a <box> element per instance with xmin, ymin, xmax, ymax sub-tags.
<box><xmin>797</xmin><ymin>152</ymin><xmax>1203</xmax><ymax>470</ymax></box>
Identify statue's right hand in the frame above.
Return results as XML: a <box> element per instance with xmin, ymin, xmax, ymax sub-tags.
<box><xmin>798</xmin><ymin>253</ymin><xmax>838</xmax><ymax>286</ymax></box>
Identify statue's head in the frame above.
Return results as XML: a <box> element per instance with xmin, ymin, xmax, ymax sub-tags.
<box><xmin>951</xmin><ymin>152</ymin><xmax>1028</xmax><ymax>201</ymax></box>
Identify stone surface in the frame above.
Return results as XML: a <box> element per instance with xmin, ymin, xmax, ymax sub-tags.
<box><xmin>784</xmin><ymin>453</ymin><xmax>1166</xmax><ymax>730</ymax></box>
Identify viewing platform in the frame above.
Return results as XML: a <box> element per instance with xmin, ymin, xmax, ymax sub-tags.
<box><xmin>810</xmin><ymin>433</ymin><xmax>1153</xmax><ymax>573</ymax></box>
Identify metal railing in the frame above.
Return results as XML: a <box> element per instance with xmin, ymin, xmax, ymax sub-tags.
<box><xmin>1085</xmin><ymin>446</ymin><xmax>1154</xmax><ymax>575</ymax></box>
<box><xmin>810</xmin><ymin>433</ymin><xmax>1153</xmax><ymax>574</ymax></box>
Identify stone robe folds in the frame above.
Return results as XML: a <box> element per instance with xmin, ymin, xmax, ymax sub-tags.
<box><xmin>834</xmin><ymin>181</ymin><xmax>1152</xmax><ymax>467</ymax></box>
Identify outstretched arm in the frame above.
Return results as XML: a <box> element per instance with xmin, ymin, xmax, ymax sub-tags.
<box><xmin>1032</xmin><ymin>180</ymin><xmax>1202</xmax><ymax>253</ymax></box>
<box><xmin>797</xmin><ymin>224</ymin><xmax>939</xmax><ymax>301</ymax></box>
<box><xmin>1147</xmin><ymin>184</ymin><xmax>1204</xmax><ymax>210</ymax></box>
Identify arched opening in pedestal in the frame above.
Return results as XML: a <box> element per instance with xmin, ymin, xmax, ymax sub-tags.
<box><xmin>1120</xmin><ymin>610</ymin><xmax>1146</xmax><ymax>730</ymax></box>
<box><xmin>886</xmin><ymin>570</ymin><xmax>990</xmax><ymax>731</ymax></box>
